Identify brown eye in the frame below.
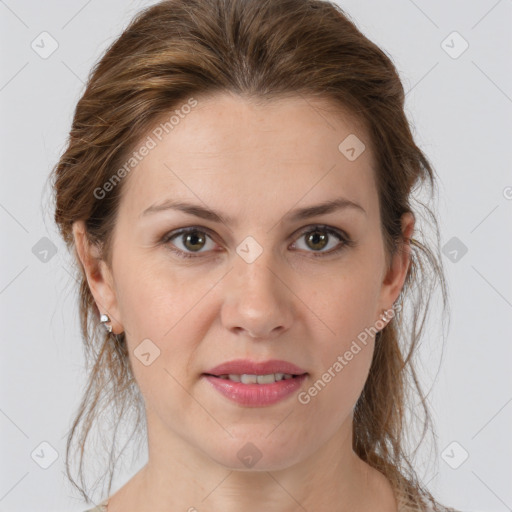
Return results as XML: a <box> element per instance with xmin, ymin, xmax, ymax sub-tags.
<box><xmin>292</xmin><ymin>225</ymin><xmax>353</xmax><ymax>257</ymax></box>
<box><xmin>162</xmin><ymin>228</ymin><xmax>217</xmax><ymax>258</ymax></box>
<box><xmin>305</xmin><ymin>229</ymin><xmax>329</xmax><ymax>251</ymax></box>
<box><xmin>181</xmin><ymin>230</ymin><xmax>207</xmax><ymax>252</ymax></box>
<box><xmin>162</xmin><ymin>224</ymin><xmax>353</xmax><ymax>260</ymax></box>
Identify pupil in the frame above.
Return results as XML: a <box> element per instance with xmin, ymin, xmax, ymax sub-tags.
<box><xmin>308</xmin><ymin>231</ymin><xmax>327</xmax><ymax>250</ymax></box>
<box><xmin>185</xmin><ymin>231</ymin><xmax>205</xmax><ymax>251</ymax></box>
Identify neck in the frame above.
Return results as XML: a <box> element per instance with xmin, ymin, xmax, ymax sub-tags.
<box><xmin>114</xmin><ymin>409</ymin><xmax>395</xmax><ymax>512</ymax></box>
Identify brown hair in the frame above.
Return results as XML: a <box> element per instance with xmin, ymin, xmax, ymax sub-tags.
<box><xmin>49</xmin><ymin>0</ymin><xmax>455</xmax><ymax>509</ymax></box>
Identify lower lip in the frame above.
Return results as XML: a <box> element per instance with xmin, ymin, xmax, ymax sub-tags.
<box><xmin>203</xmin><ymin>374</ymin><xmax>308</xmax><ymax>406</ymax></box>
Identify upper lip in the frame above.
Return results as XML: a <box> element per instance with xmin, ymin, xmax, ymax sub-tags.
<box><xmin>204</xmin><ymin>359</ymin><xmax>308</xmax><ymax>376</ymax></box>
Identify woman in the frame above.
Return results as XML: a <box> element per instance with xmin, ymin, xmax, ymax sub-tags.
<box><xmin>51</xmin><ymin>0</ymin><xmax>458</xmax><ymax>510</ymax></box>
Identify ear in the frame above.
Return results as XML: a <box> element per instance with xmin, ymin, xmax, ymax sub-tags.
<box><xmin>72</xmin><ymin>220</ymin><xmax>123</xmax><ymax>334</ymax></box>
<box><xmin>376</xmin><ymin>212</ymin><xmax>415</xmax><ymax>321</ymax></box>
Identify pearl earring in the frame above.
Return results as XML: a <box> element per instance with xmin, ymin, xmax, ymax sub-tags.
<box><xmin>100</xmin><ymin>313</ymin><xmax>113</xmax><ymax>333</ymax></box>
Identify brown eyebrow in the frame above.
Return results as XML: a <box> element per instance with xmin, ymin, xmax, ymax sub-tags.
<box><xmin>140</xmin><ymin>197</ymin><xmax>366</xmax><ymax>225</ymax></box>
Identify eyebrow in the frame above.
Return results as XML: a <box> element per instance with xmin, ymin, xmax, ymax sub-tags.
<box><xmin>140</xmin><ymin>196</ymin><xmax>366</xmax><ymax>225</ymax></box>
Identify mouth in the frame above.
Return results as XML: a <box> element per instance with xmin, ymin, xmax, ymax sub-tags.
<box><xmin>201</xmin><ymin>372</ymin><xmax>309</xmax><ymax>407</ymax></box>
<box><xmin>204</xmin><ymin>358</ymin><xmax>308</xmax><ymax>378</ymax></box>
<box><xmin>202</xmin><ymin>372</ymin><xmax>307</xmax><ymax>384</ymax></box>
<box><xmin>201</xmin><ymin>359</ymin><xmax>309</xmax><ymax>406</ymax></box>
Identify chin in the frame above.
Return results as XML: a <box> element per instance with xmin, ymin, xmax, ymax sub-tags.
<box><xmin>203</xmin><ymin>436</ymin><xmax>305</xmax><ymax>472</ymax></box>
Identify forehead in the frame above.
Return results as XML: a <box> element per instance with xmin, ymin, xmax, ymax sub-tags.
<box><xmin>117</xmin><ymin>92</ymin><xmax>378</xmax><ymax>223</ymax></box>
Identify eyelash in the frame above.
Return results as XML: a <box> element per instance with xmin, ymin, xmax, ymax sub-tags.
<box><xmin>160</xmin><ymin>224</ymin><xmax>355</xmax><ymax>260</ymax></box>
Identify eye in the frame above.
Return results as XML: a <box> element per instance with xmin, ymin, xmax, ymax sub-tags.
<box><xmin>162</xmin><ymin>227</ymin><xmax>217</xmax><ymax>258</ymax></box>
<box><xmin>161</xmin><ymin>225</ymin><xmax>354</xmax><ymax>259</ymax></box>
<box><xmin>291</xmin><ymin>225</ymin><xmax>354</xmax><ymax>257</ymax></box>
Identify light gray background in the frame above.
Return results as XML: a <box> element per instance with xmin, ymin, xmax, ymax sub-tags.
<box><xmin>1</xmin><ymin>1</ymin><xmax>511</xmax><ymax>511</ymax></box>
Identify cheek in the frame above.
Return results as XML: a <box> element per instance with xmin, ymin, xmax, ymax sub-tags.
<box><xmin>310</xmin><ymin>266</ymin><xmax>382</xmax><ymax>354</ymax></box>
<box><xmin>302</xmin><ymin>261</ymin><xmax>380</xmax><ymax>413</ymax></box>
<box><xmin>300</xmin><ymin>320</ymin><xmax>375</xmax><ymax>436</ymax></box>
<box><xmin>113</xmin><ymin>256</ymin><xmax>214</xmax><ymax>400</ymax></box>
<box><xmin>115</xmin><ymin>253</ymin><xmax>204</xmax><ymax>339</ymax></box>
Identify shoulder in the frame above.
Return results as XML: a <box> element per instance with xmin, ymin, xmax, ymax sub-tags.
<box><xmin>82</xmin><ymin>500</ymin><xmax>108</xmax><ymax>512</ymax></box>
<box><xmin>397</xmin><ymin>497</ymin><xmax>461</xmax><ymax>512</ymax></box>
<box><xmin>394</xmin><ymin>486</ymin><xmax>458</xmax><ymax>512</ymax></box>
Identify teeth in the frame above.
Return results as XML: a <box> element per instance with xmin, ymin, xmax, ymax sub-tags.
<box><xmin>241</xmin><ymin>374</ymin><xmax>258</xmax><ymax>384</ymax></box>
<box><xmin>217</xmin><ymin>373</ymin><xmax>295</xmax><ymax>383</ymax></box>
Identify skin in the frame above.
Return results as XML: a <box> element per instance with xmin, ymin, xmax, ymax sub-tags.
<box><xmin>73</xmin><ymin>92</ymin><xmax>414</xmax><ymax>512</ymax></box>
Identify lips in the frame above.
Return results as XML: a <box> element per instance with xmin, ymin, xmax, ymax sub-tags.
<box><xmin>204</xmin><ymin>359</ymin><xmax>308</xmax><ymax>377</ymax></box>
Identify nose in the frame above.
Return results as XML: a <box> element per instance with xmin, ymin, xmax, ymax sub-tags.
<box><xmin>220</xmin><ymin>251</ymin><xmax>294</xmax><ymax>340</ymax></box>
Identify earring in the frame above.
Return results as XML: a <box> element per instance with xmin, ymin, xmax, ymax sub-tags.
<box><xmin>376</xmin><ymin>309</ymin><xmax>390</xmax><ymax>340</ymax></box>
<box><xmin>100</xmin><ymin>313</ymin><xmax>113</xmax><ymax>333</ymax></box>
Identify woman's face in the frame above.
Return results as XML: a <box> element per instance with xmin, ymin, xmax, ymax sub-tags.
<box><xmin>77</xmin><ymin>92</ymin><xmax>412</xmax><ymax>471</ymax></box>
